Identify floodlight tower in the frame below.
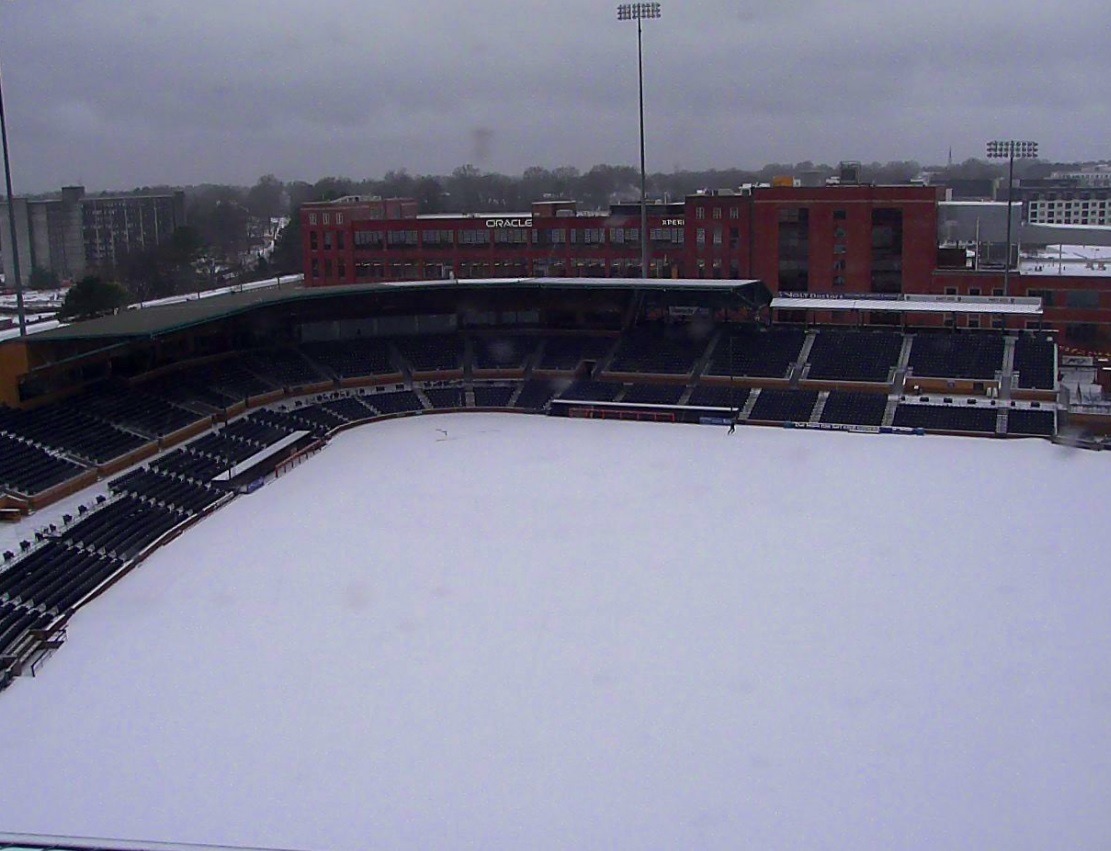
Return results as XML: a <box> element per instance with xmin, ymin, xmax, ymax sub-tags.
<box><xmin>617</xmin><ymin>2</ymin><xmax>660</xmax><ymax>280</ymax></box>
<box><xmin>986</xmin><ymin>139</ymin><xmax>1038</xmax><ymax>297</ymax></box>
<box><xmin>0</xmin><ymin>55</ymin><xmax>26</xmax><ymax>335</ymax></box>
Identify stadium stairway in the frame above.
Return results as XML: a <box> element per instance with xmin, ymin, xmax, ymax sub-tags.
<box><xmin>391</xmin><ymin>343</ymin><xmax>414</xmax><ymax>384</ymax></box>
<box><xmin>462</xmin><ymin>338</ymin><xmax>475</xmax><ymax>384</ymax></box>
<box><xmin>689</xmin><ymin>330</ymin><xmax>722</xmax><ymax>384</ymax></box>
<box><xmin>809</xmin><ymin>391</ymin><xmax>830</xmax><ymax>425</ymax></box>
<box><xmin>739</xmin><ymin>389</ymin><xmax>760</xmax><ymax>421</ymax></box>
<box><xmin>594</xmin><ymin>338</ymin><xmax>623</xmax><ymax>377</ymax></box>
<box><xmin>1002</xmin><ymin>336</ymin><xmax>1017</xmax><ymax>375</ymax></box>
<box><xmin>996</xmin><ymin>407</ymin><xmax>1008</xmax><ymax>437</ymax></box>
<box><xmin>789</xmin><ymin>331</ymin><xmax>817</xmax><ymax>388</ymax></box>
<box><xmin>506</xmin><ymin>383</ymin><xmax>526</xmax><ymax>408</ymax></box>
<box><xmin>882</xmin><ymin>396</ymin><xmax>900</xmax><ymax>428</ymax></box>
<box><xmin>896</xmin><ymin>335</ymin><xmax>914</xmax><ymax>371</ymax></box>
<box><xmin>412</xmin><ymin>386</ymin><xmax>433</xmax><ymax>410</ymax></box>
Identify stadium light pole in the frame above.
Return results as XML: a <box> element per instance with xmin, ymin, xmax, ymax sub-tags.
<box><xmin>0</xmin><ymin>51</ymin><xmax>27</xmax><ymax>336</ymax></box>
<box><xmin>986</xmin><ymin>139</ymin><xmax>1038</xmax><ymax>298</ymax></box>
<box><xmin>618</xmin><ymin>2</ymin><xmax>660</xmax><ymax>280</ymax></box>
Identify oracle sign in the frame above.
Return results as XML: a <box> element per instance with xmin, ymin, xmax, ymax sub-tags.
<box><xmin>485</xmin><ymin>217</ymin><xmax>532</xmax><ymax>228</ymax></box>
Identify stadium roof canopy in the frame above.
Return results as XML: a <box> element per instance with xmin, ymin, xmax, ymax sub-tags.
<box><xmin>23</xmin><ymin>278</ymin><xmax>769</xmax><ymax>344</ymax></box>
<box><xmin>771</xmin><ymin>293</ymin><xmax>1043</xmax><ymax>316</ymax></box>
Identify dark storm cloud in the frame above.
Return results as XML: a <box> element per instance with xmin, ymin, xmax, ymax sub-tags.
<box><xmin>2</xmin><ymin>0</ymin><xmax>1108</xmax><ymax>190</ymax></box>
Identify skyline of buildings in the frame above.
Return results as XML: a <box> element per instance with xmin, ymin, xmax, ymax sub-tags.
<box><xmin>0</xmin><ymin>185</ymin><xmax>186</xmax><ymax>287</ymax></box>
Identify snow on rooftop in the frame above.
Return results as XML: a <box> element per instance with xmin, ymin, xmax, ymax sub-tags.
<box><xmin>0</xmin><ymin>318</ymin><xmax>65</xmax><ymax>342</ymax></box>
<box><xmin>0</xmin><ymin>414</ymin><xmax>1108</xmax><ymax>850</ymax></box>
<box><xmin>127</xmin><ymin>274</ymin><xmax>304</xmax><ymax>310</ymax></box>
<box><xmin>1021</xmin><ymin>244</ymin><xmax>1111</xmax><ymax>276</ymax></box>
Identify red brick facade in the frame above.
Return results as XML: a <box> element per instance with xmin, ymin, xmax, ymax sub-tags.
<box><xmin>301</xmin><ymin>186</ymin><xmax>1111</xmax><ymax>346</ymax></box>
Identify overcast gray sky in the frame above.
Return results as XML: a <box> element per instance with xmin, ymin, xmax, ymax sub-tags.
<box><xmin>2</xmin><ymin>0</ymin><xmax>1107</xmax><ymax>191</ymax></box>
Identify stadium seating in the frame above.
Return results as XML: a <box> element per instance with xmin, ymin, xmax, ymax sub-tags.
<box><xmin>535</xmin><ymin>335</ymin><xmax>615</xmax><ymax>371</ymax></box>
<box><xmin>1013</xmin><ymin>334</ymin><xmax>1056</xmax><ymax>390</ymax></box>
<box><xmin>513</xmin><ymin>380</ymin><xmax>559</xmax><ymax>410</ymax></box>
<box><xmin>556</xmin><ymin>380</ymin><xmax>623</xmax><ymax>403</ymax></box>
<box><xmin>281</xmin><ymin>404</ymin><xmax>347</xmax><ymax>434</ymax></box>
<box><xmin>471</xmin><ymin>336</ymin><xmax>539</xmax><ymax>371</ymax></box>
<box><xmin>607</xmin><ymin>325</ymin><xmax>707</xmax><ymax>375</ymax></box>
<box><xmin>0</xmin><ymin>603</ymin><xmax>52</xmax><ymax>657</ymax></box>
<box><xmin>473</xmin><ymin>385</ymin><xmax>516</xmax><ymax>408</ymax></box>
<box><xmin>188</xmin><ymin>433</ymin><xmax>265</xmax><ymax>467</ymax></box>
<box><xmin>705</xmin><ymin>327</ymin><xmax>805</xmax><ymax>379</ymax></box>
<box><xmin>1</xmin><ymin>540</ymin><xmax>124</xmax><ymax>612</ymax></box>
<box><xmin>819</xmin><ymin>391</ymin><xmax>889</xmax><ymax>427</ymax></box>
<box><xmin>425</xmin><ymin>387</ymin><xmax>466</xmax><ymax>409</ymax></box>
<box><xmin>242</xmin><ymin>349</ymin><xmax>328</xmax><ymax>389</ymax></box>
<box><xmin>685</xmin><ymin>385</ymin><xmax>749</xmax><ymax>411</ymax></box>
<box><xmin>0</xmin><ymin>404</ymin><xmax>147</xmax><ymax>465</ymax></box>
<box><xmin>393</xmin><ymin>335</ymin><xmax>462</xmax><ymax>372</ymax></box>
<box><xmin>907</xmin><ymin>334</ymin><xmax>1005</xmax><ymax>381</ymax></box>
<box><xmin>364</xmin><ymin>390</ymin><xmax>426</xmax><ymax>416</ymax></box>
<box><xmin>301</xmin><ymin>338</ymin><xmax>396</xmax><ymax>379</ymax></box>
<box><xmin>621</xmin><ymin>384</ymin><xmax>685</xmax><ymax>405</ymax></box>
<box><xmin>805</xmin><ymin>331</ymin><xmax>903</xmax><ymax>383</ymax></box>
<box><xmin>0</xmin><ymin>434</ymin><xmax>86</xmax><ymax>496</ymax></box>
<box><xmin>1007</xmin><ymin>408</ymin><xmax>1056</xmax><ymax>437</ymax></box>
<box><xmin>320</xmin><ymin>396</ymin><xmax>379</xmax><ymax>422</ymax></box>
<box><xmin>109</xmin><ymin>468</ymin><xmax>224</xmax><ymax>516</ymax></box>
<box><xmin>892</xmin><ymin>403</ymin><xmax>998</xmax><ymax>433</ymax></box>
<box><xmin>748</xmin><ymin>389</ymin><xmax>819</xmax><ymax>423</ymax></box>
<box><xmin>74</xmin><ymin>389</ymin><xmax>205</xmax><ymax>438</ymax></box>
<box><xmin>58</xmin><ymin>495</ymin><xmax>182</xmax><ymax>560</ymax></box>
<box><xmin>141</xmin><ymin>357</ymin><xmax>275</xmax><ymax>410</ymax></box>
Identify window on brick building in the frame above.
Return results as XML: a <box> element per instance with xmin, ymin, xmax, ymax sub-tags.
<box><xmin>833</xmin><ymin>209</ymin><xmax>846</xmax><ymax>221</ymax></box>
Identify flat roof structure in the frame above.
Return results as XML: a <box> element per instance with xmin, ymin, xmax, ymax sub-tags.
<box><xmin>771</xmin><ymin>293</ymin><xmax>1043</xmax><ymax>316</ymax></box>
<box><xmin>18</xmin><ymin>278</ymin><xmax>768</xmax><ymax>344</ymax></box>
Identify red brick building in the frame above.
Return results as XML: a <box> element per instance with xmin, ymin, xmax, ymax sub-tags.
<box><xmin>303</xmin><ymin>184</ymin><xmax>942</xmax><ymax>290</ymax></box>
<box><xmin>301</xmin><ymin>185</ymin><xmax>1111</xmax><ymax>347</ymax></box>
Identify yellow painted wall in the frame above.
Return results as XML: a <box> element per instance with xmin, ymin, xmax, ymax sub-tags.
<box><xmin>0</xmin><ymin>342</ymin><xmax>29</xmax><ymax>407</ymax></box>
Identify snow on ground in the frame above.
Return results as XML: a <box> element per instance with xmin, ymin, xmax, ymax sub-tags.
<box><xmin>0</xmin><ymin>415</ymin><xmax>1109</xmax><ymax>850</ymax></box>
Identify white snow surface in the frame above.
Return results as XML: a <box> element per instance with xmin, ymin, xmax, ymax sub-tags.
<box><xmin>1</xmin><ymin>415</ymin><xmax>1109</xmax><ymax>850</ymax></box>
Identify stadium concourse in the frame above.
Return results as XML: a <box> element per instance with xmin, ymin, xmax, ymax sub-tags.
<box><xmin>0</xmin><ymin>279</ymin><xmax>1068</xmax><ymax>684</ymax></box>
